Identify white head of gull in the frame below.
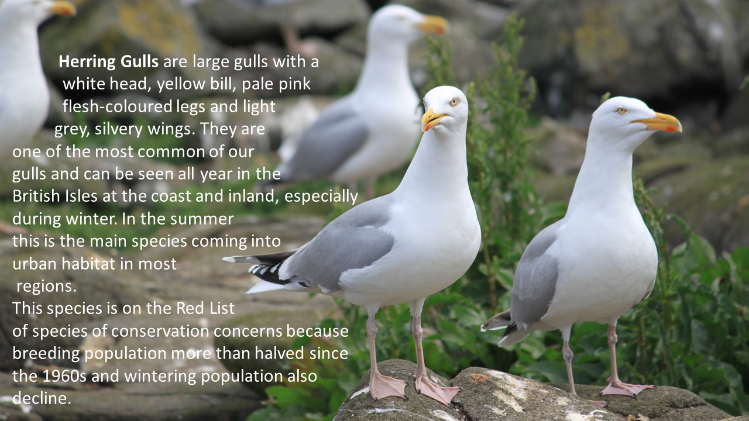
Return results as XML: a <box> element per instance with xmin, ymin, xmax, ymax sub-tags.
<box><xmin>268</xmin><ymin>5</ymin><xmax>449</xmax><ymax>199</ymax></box>
<box><xmin>226</xmin><ymin>86</ymin><xmax>480</xmax><ymax>407</ymax></box>
<box><xmin>482</xmin><ymin>97</ymin><xmax>682</xmax><ymax>402</ymax></box>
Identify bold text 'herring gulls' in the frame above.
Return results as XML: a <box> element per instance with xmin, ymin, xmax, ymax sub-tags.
<box><xmin>482</xmin><ymin>97</ymin><xmax>682</xmax><ymax>402</ymax></box>
<box><xmin>263</xmin><ymin>5</ymin><xmax>449</xmax><ymax>199</ymax></box>
<box><xmin>226</xmin><ymin>86</ymin><xmax>480</xmax><ymax>407</ymax></box>
<box><xmin>0</xmin><ymin>0</ymin><xmax>76</xmax><ymax>158</ymax></box>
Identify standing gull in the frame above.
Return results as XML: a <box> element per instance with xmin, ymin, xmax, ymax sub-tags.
<box><xmin>226</xmin><ymin>86</ymin><xmax>481</xmax><ymax>406</ymax></box>
<box><xmin>264</xmin><ymin>5</ymin><xmax>449</xmax><ymax>199</ymax></box>
<box><xmin>0</xmin><ymin>0</ymin><xmax>76</xmax><ymax>158</ymax></box>
<box><xmin>482</xmin><ymin>97</ymin><xmax>682</xmax><ymax>399</ymax></box>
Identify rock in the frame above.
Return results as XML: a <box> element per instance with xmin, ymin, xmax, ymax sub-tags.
<box><xmin>720</xmin><ymin>89</ymin><xmax>749</xmax><ymax>132</ymax></box>
<box><xmin>726</xmin><ymin>0</ymin><xmax>749</xmax><ymax>63</ymax></box>
<box><xmin>528</xmin><ymin>117</ymin><xmax>587</xmax><ymax>175</ymax></box>
<box><xmin>0</xmin><ymin>376</ymin><xmax>259</xmax><ymax>421</ymax></box>
<box><xmin>214</xmin><ymin>309</ymin><xmax>331</xmax><ymax>395</ymax></box>
<box><xmin>649</xmin><ymin>157</ymin><xmax>749</xmax><ymax>253</ymax></box>
<box><xmin>334</xmin><ymin>359</ymin><xmax>463</xmax><ymax>421</ymax></box>
<box><xmin>192</xmin><ymin>0</ymin><xmax>370</xmax><ymax>47</ymax></box>
<box><xmin>570</xmin><ymin>383</ymin><xmax>734</xmax><ymax>421</ymax></box>
<box><xmin>714</xmin><ymin>128</ymin><xmax>749</xmax><ymax>158</ymax></box>
<box><xmin>517</xmin><ymin>0</ymin><xmax>746</xmax><ymax>115</ymax></box>
<box><xmin>452</xmin><ymin>368</ymin><xmax>621</xmax><ymax>420</ymax></box>
<box><xmin>0</xmin><ymin>130</ymin><xmax>181</xmax><ymax>207</ymax></box>
<box><xmin>0</xmin><ymin>243</ymin><xmax>144</xmax><ymax>371</ymax></box>
<box><xmin>335</xmin><ymin>360</ymin><xmax>733</xmax><ymax>421</ymax></box>
<box><xmin>39</xmin><ymin>0</ymin><xmax>213</xmax><ymax>99</ymax></box>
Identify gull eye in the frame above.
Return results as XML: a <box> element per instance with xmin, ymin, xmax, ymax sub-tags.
<box><xmin>422</xmin><ymin>100</ymin><xmax>427</xmax><ymax>109</ymax></box>
<box><xmin>397</xmin><ymin>15</ymin><xmax>407</xmax><ymax>21</ymax></box>
<box><xmin>616</xmin><ymin>107</ymin><xmax>627</xmax><ymax>115</ymax></box>
<box><xmin>449</xmin><ymin>97</ymin><xmax>459</xmax><ymax>107</ymax></box>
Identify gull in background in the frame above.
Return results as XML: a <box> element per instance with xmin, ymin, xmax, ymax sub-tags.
<box><xmin>227</xmin><ymin>86</ymin><xmax>480</xmax><ymax>406</ymax></box>
<box><xmin>482</xmin><ymin>97</ymin><xmax>682</xmax><ymax>401</ymax></box>
<box><xmin>0</xmin><ymin>0</ymin><xmax>75</xmax><ymax>158</ymax></box>
<box><xmin>0</xmin><ymin>0</ymin><xmax>75</xmax><ymax>235</ymax></box>
<box><xmin>262</xmin><ymin>4</ymin><xmax>449</xmax><ymax>199</ymax></box>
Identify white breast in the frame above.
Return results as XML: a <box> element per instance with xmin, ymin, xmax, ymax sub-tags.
<box><xmin>340</xmin><ymin>194</ymin><xmax>481</xmax><ymax>309</ymax></box>
<box><xmin>541</xmin><ymin>209</ymin><xmax>658</xmax><ymax>328</ymax></box>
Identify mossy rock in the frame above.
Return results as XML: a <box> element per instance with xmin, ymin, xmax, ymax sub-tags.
<box><xmin>214</xmin><ymin>309</ymin><xmax>328</xmax><ymax>395</ymax></box>
<box><xmin>192</xmin><ymin>0</ymin><xmax>370</xmax><ymax>46</ymax></box>
<box><xmin>649</xmin><ymin>157</ymin><xmax>749</xmax><ymax>253</ymax></box>
<box><xmin>335</xmin><ymin>362</ymin><xmax>732</xmax><ymax>421</ymax></box>
<box><xmin>517</xmin><ymin>0</ymin><xmax>745</xmax><ymax>113</ymax></box>
<box><xmin>39</xmin><ymin>0</ymin><xmax>212</xmax><ymax>99</ymax></box>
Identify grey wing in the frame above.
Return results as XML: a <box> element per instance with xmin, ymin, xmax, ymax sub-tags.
<box><xmin>279</xmin><ymin>96</ymin><xmax>369</xmax><ymax>182</ymax></box>
<box><xmin>283</xmin><ymin>195</ymin><xmax>395</xmax><ymax>292</ymax></box>
<box><xmin>511</xmin><ymin>221</ymin><xmax>561</xmax><ymax>329</ymax></box>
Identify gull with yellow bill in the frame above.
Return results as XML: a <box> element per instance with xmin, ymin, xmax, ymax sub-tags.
<box><xmin>227</xmin><ymin>86</ymin><xmax>481</xmax><ymax>406</ymax></box>
<box><xmin>482</xmin><ymin>97</ymin><xmax>682</xmax><ymax>402</ymax></box>
<box><xmin>0</xmin><ymin>0</ymin><xmax>76</xmax><ymax>158</ymax></box>
<box><xmin>263</xmin><ymin>5</ymin><xmax>449</xmax><ymax>199</ymax></box>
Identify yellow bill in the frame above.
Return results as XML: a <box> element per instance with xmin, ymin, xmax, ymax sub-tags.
<box><xmin>49</xmin><ymin>1</ymin><xmax>76</xmax><ymax>16</ymax></box>
<box><xmin>632</xmin><ymin>112</ymin><xmax>682</xmax><ymax>133</ymax></box>
<box><xmin>417</xmin><ymin>15</ymin><xmax>449</xmax><ymax>35</ymax></box>
<box><xmin>421</xmin><ymin>108</ymin><xmax>447</xmax><ymax>132</ymax></box>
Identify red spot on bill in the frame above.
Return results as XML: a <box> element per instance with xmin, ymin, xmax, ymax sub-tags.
<box><xmin>665</xmin><ymin>126</ymin><xmax>676</xmax><ymax>132</ymax></box>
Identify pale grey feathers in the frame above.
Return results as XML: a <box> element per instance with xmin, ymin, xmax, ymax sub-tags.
<box><xmin>510</xmin><ymin>222</ymin><xmax>560</xmax><ymax>329</ymax></box>
<box><xmin>226</xmin><ymin>194</ymin><xmax>396</xmax><ymax>293</ymax></box>
<box><xmin>481</xmin><ymin>221</ymin><xmax>560</xmax><ymax>334</ymax></box>
<box><xmin>283</xmin><ymin>195</ymin><xmax>395</xmax><ymax>292</ymax></box>
<box><xmin>279</xmin><ymin>96</ymin><xmax>369</xmax><ymax>182</ymax></box>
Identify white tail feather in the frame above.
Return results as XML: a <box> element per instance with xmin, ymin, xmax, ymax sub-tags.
<box><xmin>246</xmin><ymin>280</ymin><xmax>286</xmax><ymax>294</ymax></box>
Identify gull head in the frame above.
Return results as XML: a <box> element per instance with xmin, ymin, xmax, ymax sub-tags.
<box><xmin>0</xmin><ymin>0</ymin><xmax>76</xmax><ymax>27</ymax></box>
<box><xmin>421</xmin><ymin>86</ymin><xmax>468</xmax><ymax>134</ymax></box>
<box><xmin>590</xmin><ymin>97</ymin><xmax>682</xmax><ymax>151</ymax></box>
<box><xmin>368</xmin><ymin>4</ymin><xmax>449</xmax><ymax>45</ymax></box>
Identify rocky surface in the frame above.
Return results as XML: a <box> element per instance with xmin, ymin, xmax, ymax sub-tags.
<box><xmin>192</xmin><ymin>0</ymin><xmax>371</xmax><ymax>46</ymax></box>
<box><xmin>0</xmin><ymin>216</ymin><xmax>334</xmax><ymax>420</ymax></box>
<box><xmin>335</xmin><ymin>360</ymin><xmax>734</xmax><ymax>421</ymax></box>
<box><xmin>40</xmin><ymin>0</ymin><xmax>214</xmax><ymax>99</ymax></box>
<box><xmin>517</xmin><ymin>0</ymin><xmax>747</xmax><ymax>115</ymax></box>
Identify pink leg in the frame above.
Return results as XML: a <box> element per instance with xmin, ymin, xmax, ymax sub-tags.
<box><xmin>562</xmin><ymin>327</ymin><xmax>607</xmax><ymax>407</ymax></box>
<box><xmin>411</xmin><ymin>299</ymin><xmax>459</xmax><ymax>407</ymax></box>
<box><xmin>601</xmin><ymin>323</ymin><xmax>654</xmax><ymax>397</ymax></box>
<box><xmin>366</xmin><ymin>310</ymin><xmax>406</xmax><ymax>400</ymax></box>
<box><xmin>562</xmin><ymin>333</ymin><xmax>576</xmax><ymax>396</ymax></box>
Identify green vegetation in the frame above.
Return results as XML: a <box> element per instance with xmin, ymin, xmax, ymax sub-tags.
<box><xmin>246</xmin><ymin>13</ymin><xmax>749</xmax><ymax>420</ymax></box>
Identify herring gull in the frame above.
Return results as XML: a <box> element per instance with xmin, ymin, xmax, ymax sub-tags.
<box><xmin>264</xmin><ymin>5</ymin><xmax>449</xmax><ymax>199</ymax></box>
<box><xmin>226</xmin><ymin>86</ymin><xmax>480</xmax><ymax>406</ymax></box>
<box><xmin>482</xmin><ymin>97</ymin><xmax>682</xmax><ymax>401</ymax></box>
